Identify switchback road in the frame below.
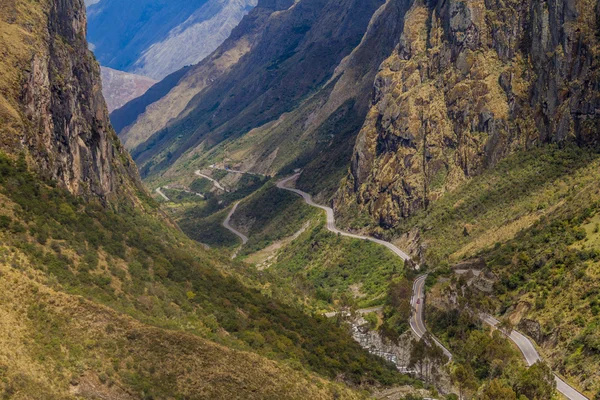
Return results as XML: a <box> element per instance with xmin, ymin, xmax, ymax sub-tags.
<box><xmin>155</xmin><ymin>187</ymin><xmax>170</xmax><ymax>201</ymax></box>
<box><xmin>195</xmin><ymin>170</ymin><xmax>229</xmax><ymax>192</ymax></box>
<box><xmin>223</xmin><ymin>202</ymin><xmax>248</xmax><ymax>259</ymax></box>
<box><xmin>277</xmin><ymin>175</ymin><xmax>414</xmax><ymax>263</ymax></box>
<box><xmin>277</xmin><ymin>173</ymin><xmax>587</xmax><ymax>399</ymax></box>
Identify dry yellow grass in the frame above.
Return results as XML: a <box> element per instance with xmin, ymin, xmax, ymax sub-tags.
<box><xmin>0</xmin><ymin>0</ymin><xmax>48</xmax><ymax>139</ymax></box>
<box><xmin>0</xmin><ymin>259</ymin><xmax>368</xmax><ymax>399</ymax></box>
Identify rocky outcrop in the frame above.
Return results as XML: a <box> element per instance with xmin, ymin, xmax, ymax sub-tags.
<box><xmin>351</xmin><ymin>318</ymin><xmax>414</xmax><ymax>370</ymax></box>
<box><xmin>337</xmin><ymin>0</ymin><xmax>600</xmax><ymax>228</ymax></box>
<box><xmin>2</xmin><ymin>0</ymin><xmax>142</xmax><ymax>201</ymax></box>
<box><xmin>101</xmin><ymin>67</ymin><xmax>156</xmax><ymax>112</ymax></box>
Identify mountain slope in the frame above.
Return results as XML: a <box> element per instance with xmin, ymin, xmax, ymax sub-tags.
<box><xmin>101</xmin><ymin>67</ymin><xmax>157</xmax><ymax>112</ymax></box>
<box><xmin>336</xmin><ymin>0</ymin><xmax>600</xmax><ymax>227</ymax></box>
<box><xmin>115</xmin><ymin>0</ymin><xmax>286</xmax><ymax>151</ymax></box>
<box><xmin>1</xmin><ymin>0</ymin><xmax>141</xmax><ymax>201</ymax></box>
<box><xmin>0</xmin><ymin>0</ymin><xmax>407</xmax><ymax>397</ymax></box>
<box><xmin>0</xmin><ymin>255</ymin><xmax>366</xmax><ymax>400</ymax></box>
<box><xmin>87</xmin><ymin>0</ymin><xmax>256</xmax><ymax>80</ymax></box>
<box><xmin>121</xmin><ymin>0</ymin><xmax>388</xmax><ymax>182</ymax></box>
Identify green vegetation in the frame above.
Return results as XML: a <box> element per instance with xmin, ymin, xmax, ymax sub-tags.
<box><xmin>398</xmin><ymin>145</ymin><xmax>600</xmax><ymax>265</ymax></box>
<box><xmin>0</xmin><ymin>261</ymin><xmax>368</xmax><ymax>400</ymax></box>
<box><xmin>269</xmin><ymin>217</ymin><xmax>404</xmax><ymax>309</ymax></box>
<box><xmin>0</xmin><ymin>153</ymin><xmax>408</xmax><ymax>389</ymax></box>
<box><xmin>162</xmin><ymin>188</ymin><xmax>204</xmax><ymax>203</ymax></box>
<box><xmin>474</xmin><ymin>174</ymin><xmax>600</xmax><ymax>395</ymax></box>
<box><xmin>232</xmin><ymin>184</ymin><xmax>316</xmax><ymax>256</ymax></box>
<box><xmin>427</xmin><ymin>300</ymin><xmax>556</xmax><ymax>400</ymax></box>
<box><xmin>178</xmin><ymin>206</ymin><xmax>241</xmax><ymax>249</ymax></box>
<box><xmin>393</xmin><ymin>145</ymin><xmax>600</xmax><ymax>396</ymax></box>
<box><xmin>167</xmin><ymin>173</ymin><xmax>269</xmax><ymax>248</ymax></box>
<box><xmin>379</xmin><ymin>277</ymin><xmax>413</xmax><ymax>339</ymax></box>
<box><xmin>189</xmin><ymin>177</ymin><xmax>214</xmax><ymax>193</ymax></box>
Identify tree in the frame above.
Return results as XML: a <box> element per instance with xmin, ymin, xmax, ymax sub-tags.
<box><xmin>409</xmin><ymin>334</ymin><xmax>449</xmax><ymax>384</ymax></box>
<box><xmin>498</xmin><ymin>318</ymin><xmax>514</xmax><ymax>336</ymax></box>
<box><xmin>480</xmin><ymin>379</ymin><xmax>517</xmax><ymax>400</ymax></box>
<box><xmin>515</xmin><ymin>361</ymin><xmax>556</xmax><ymax>400</ymax></box>
<box><xmin>452</xmin><ymin>364</ymin><xmax>477</xmax><ymax>400</ymax></box>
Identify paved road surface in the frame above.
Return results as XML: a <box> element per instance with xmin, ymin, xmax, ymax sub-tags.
<box><xmin>411</xmin><ymin>275</ymin><xmax>453</xmax><ymax>360</ymax></box>
<box><xmin>483</xmin><ymin>315</ymin><xmax>588</xmax><ymax>400</ymax></box>
<box><xmin>277</xmin><ymin>175</ymin><xmax>414</xmax><ymax>263</ymax></box>
<box><xmin>277</xmin><ymin>173</ymin><xmax>587</xmax><ymax>399</ymax></box>
<box><xmin>195</xmin><ymin>170</ymin><xmax>229</xmax><ymax>192</ymax></box>
<box><xmin>155</xmin><ymin>187</ymin><xmax>170</xmax><ymax>201</ymax></box>
<box><xmin>223</xmin><ymin>202</ymin><xmax>248</xmax><ymax>259</ymax></box>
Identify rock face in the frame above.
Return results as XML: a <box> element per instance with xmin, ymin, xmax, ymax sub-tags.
<box><xmin>87</xmin><ymin>0</ymin><xmax>257</xmax><ymax>80</ymax></box>
<box><xmin>336</xmin><ymin>0</ymin><xmax>600</xmax><ymax>228</ymax></box>
<box><xmin>101</xmin><ymin>67</ymin><xmax>157</xmax><ymax>112</ymax></box>
<box><xmin>1</xmin><ymin>0</ymin><xmax>141</xmax><ymax>201</ymax></box>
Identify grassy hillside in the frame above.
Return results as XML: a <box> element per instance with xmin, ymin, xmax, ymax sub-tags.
<box><xmin>266</xmin><ymin>217</ymin><xmax>405</xmax><ymax>310</ymax></box>
<box><xmin>0</xmin><ymin>261</ymin><xmax>368</xmax><ymax>399</ymax></box>
<box><xmin>230</xmin><ymin>183</ymin><xmax>317</xmax><ymax>256</ymax></box>
<box><xmin>380</xmin><ymin>145</ymin><xmax>600</xmax><ymax>396</ymax></box>
<box><xmin>0</xmin><ymin>153</ymin><xmax>410</xmax><ymax>395</ymax></box>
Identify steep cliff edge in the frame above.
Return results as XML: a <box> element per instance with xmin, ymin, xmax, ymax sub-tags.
<box><xmin>337</xmin><ymin>0</ymin><xmax>600</xmax><ymax>228</ymax></box>
<box><xmin>1</xmin><ymin>0</ymin><xmax>142</xmax><ymax>202</ymax></box>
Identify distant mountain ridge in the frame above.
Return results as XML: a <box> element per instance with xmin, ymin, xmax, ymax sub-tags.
<box><xmin>101</xmin><ymin>67</ymin><xmax>157</xmax><ymax>112</ymax></box>
<box><xmin>117</xmin><ymin>0</ymin><xmax>389</xmax><ymax>183</ymax></box>
<box><xmin>87</xmin><ymin>0</ymin><xmax>257</xmax><ymax>80</ymax></box>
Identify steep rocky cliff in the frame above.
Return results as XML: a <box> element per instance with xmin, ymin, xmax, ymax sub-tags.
<box><xmin>1</xmin><ymin>0</ymin><xmax>142</xmax><ymax>202</ymax></box>
<box><xmin>337</xmin><ymin>0</ymin><xmax>600</xmax><ymax>228</ymax></box>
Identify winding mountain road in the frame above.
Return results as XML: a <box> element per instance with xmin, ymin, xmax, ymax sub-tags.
<box><xmin>277</xmin><ymin>173</ymin><xmax>587</xmax><ymax>400</ymax></box>
<box><xmin>155</xmin><ymin>187</ymin><xmax>170</xmax><ymax>201</ymax></box>
<box><xmin>195</xmin><ymin>170</ymin><xmax>229</xmax><ymax>192</ymax></box>
<box><xmin>164</xmin><ymin>185</ymin><xmax>205</xmax><ymax>198</ymax></box>
<box><xmin>277</xmin><ymin>175</ymin><xmax>414</xmax><ymax>263</ymax></box>
<box><xmin>223</xmin><ymin>202</ymin><xmax>248</xmax><ymax>259</ymax></box>
<box><xmin>483</xmin><ymin>315</ymin><xmax>588</xmax><ymax>400</ymax></box>
<box><xmin>411</xmin><ymin>275</ymin><xmax>453</xmax><ymax>360</ymax></box>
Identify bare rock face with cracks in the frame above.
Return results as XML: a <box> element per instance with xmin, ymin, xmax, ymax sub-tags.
<box><xmin>1</xmin><ymin>0</ymin><xmax>142</xmax><ymax>202</ymax></box>
<box><xmin>336</xmin><ymin>0</ymin><xmax>600</xmax><ymax>227</ymax></box>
